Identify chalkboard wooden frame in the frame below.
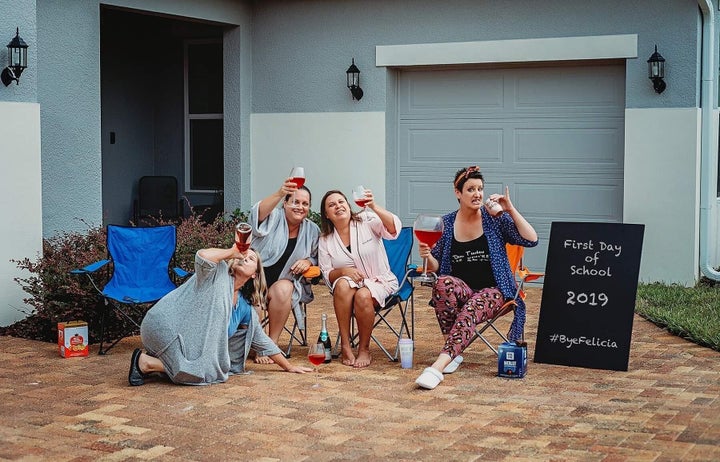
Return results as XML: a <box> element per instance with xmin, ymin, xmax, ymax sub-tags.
<box><xmin>534</xmin><ymin>222</ymin><xmax>645</xmax><ymax>371</ymax></box>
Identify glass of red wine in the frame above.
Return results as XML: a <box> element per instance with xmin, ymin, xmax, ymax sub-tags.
<box><xmin>353</xmin><ymin>185</ymin><xmax>373</xmax><ymax>219</ymax></box>
<box><xmin>235</xmin><ymin>222</ymin><xmax>252</xmax><ymax>253</ymax></box>
<box><xmin>413</xmin><ymin>214</ymin><xmax>444</xmax><ymax>284</ymax></box>
<box><xmin>308</xmin><ymin>342</ymin><xmax>326</xmax><ymax>388</ymax></box>
<box><xmin>289</xmin><ymin>167</ymin><xmax>305</xmax><ymax>188</ymax></box>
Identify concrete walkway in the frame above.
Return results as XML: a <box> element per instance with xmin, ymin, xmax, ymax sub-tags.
<box><xmin>1</xmin><ymin>286</ymin><xmax>719</xmax><ymax>461</ymax></box>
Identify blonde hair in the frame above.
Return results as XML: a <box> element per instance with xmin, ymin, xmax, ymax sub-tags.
<box><xmin>236</xmin><ymin>250</ymin><xmax>268</xmax><ymax>311</ymax></box>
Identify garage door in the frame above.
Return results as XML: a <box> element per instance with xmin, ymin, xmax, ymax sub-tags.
<box><xmin>396</xmin><ymin>63</ymin><xmax>626</xmax><ymax>273</ymax></box>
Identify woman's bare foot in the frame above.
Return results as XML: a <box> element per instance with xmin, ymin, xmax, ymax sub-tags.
<box><xmin>353</xmin><ymin>349</ymin><xmax>372</xmax><ymax>368</ymax></box>
<box><xmin>341</xmin><ymin>345</ymin><xmax>355</xmax><ymax>366</ymax></box>
<box><xmin>254</xmin><ymin>355</ymin><xmax>274</xmax><ymax>364</ymax></box>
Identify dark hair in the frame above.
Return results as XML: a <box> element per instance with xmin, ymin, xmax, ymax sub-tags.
<box><xmin>284</xmin><ymin>185</ymin><xmax>312</xmax><ymax>204</ymax></box>
<box><xmin>319</xmin><ymin>189</ymin><xmax>361</xmax><ymax>236</ymax></box>
<box><xmin>453</xmin><ymin>166</ymin><xmax>484</xmax><ymax>192</ymax></box>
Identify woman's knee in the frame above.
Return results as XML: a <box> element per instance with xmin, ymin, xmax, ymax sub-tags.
<box><xmin>269</xmin><ymin>279</ymin><xmax>293</xmax><ymax>298</ymax></box>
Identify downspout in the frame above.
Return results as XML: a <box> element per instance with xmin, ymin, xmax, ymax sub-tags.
<box><xmin>697</xmin><ymin>0</ymin><xmax>720</xmax><ymax>280</ymax></box>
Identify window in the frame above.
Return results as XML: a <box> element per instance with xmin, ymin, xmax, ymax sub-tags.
<box><xmin>184</xmin><ymin>40</ymin><xmax>223</xmax><ymax>192</ymax></box>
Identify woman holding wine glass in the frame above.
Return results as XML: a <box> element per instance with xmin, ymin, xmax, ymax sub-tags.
<box><xmin>248</xmin><ymin>173</ymin><xmax>320</xmax><ymax>364</ymax></box>
<box><xmin>128</xmin><ymin>242</ymin><xmax>313</xmax><ymax>387</ymax></box>
<box><xmin>318</xmin><ymin>188</ymin><xmax>402</xmax><ymax>368</ymax></box>
<box><xmin>414</xmin><ymin>166</ymin><xmax>538</xmax><ymax>390</ymax></box>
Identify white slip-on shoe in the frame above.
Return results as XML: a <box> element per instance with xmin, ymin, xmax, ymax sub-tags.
<box><xmin>442</xmin><ymin>355</ymin><xmax>464</xmax><ymax>374</ymax></box>
<box><xmin>415</xmin><ymin>367</ymin><xmax>444</xmax><ymax>390</ymax></box>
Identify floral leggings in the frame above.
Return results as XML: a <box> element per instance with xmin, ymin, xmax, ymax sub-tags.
<box><xmin>431</xmin><ymin>275</ymin><xmax>505</xmax><ymax>359</ymax></box>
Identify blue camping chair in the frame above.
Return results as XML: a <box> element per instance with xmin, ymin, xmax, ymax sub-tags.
<box><xmin>71</xmin><ymin>225</ymin><xmax>189</xmax><ymax>354</ymax></box>
<box><xmin>332</xmin><ymin>226</ymin><xmax>417</xmax><ymax>361</ymax></box>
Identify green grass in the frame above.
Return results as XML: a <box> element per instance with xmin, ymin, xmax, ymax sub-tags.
<box><xmin>635</xmin><ymin>279</ymin><xmax>720</xmax><ymax>351</ymax></box>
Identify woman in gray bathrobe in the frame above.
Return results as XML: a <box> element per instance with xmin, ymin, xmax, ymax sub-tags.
<box><xmin>250</xmin><ymin>178</ymin><xmax>320</xmax><ymax>363</ymax></box>
<box><xmin>128</xmin><ymin>245</ymin><xmax>312</xmax><ymax>386</ymax></box>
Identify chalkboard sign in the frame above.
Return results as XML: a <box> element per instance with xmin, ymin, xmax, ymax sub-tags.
<box><xmin>534</xmin><ymin>222</ymin><xmax>645</xmax><ymax>371</ymax></box>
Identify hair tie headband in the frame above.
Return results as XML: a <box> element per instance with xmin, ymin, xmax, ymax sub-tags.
<box><xmin>454</xmin><ymin>165</ymin><xmax>481</xmax><ymax>188</ymax></box>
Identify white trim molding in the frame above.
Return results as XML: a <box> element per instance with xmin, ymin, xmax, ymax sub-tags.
<box><xmin>376</xmin><ymin>34</ymin><xmax>638</xmax><ymax>67</ymax></box>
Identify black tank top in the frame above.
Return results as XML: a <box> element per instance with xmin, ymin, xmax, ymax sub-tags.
<box><xmin>450</xmin><ymin>234</ymin><xmax>496</xmax><ymax>290</ymax></box>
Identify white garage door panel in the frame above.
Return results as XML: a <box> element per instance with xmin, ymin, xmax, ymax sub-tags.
<box><xmin>515</xmin><ymin>125</ymin><xmax>623</xmax><ymax>166</ymax></box>
<box><xmin>518</xmin><ymin>183</ymin><xmax>623</xmax><ymax>220</ymax></box>
<box><xmin>515</xmin><ymin>68</ymin><xmax>625</xmax><ymax>110</ymax></box>
<box><xmin>406</xmin><ymin>178</ymin><xmax>460</xmax><ymax>214</ymax></box>
<box><xmin>402</xmin><ymin>71</ymin><xmax>504</xmax><ymax>112</ymax></box>
<box><xmin>402</xmin><ymin>126</ymin><xmax>503</xmax><ymax>164</ymax></box>
<box><xmin>397</xmin><ymin>63</ymin><xmax>625</xmax><ymax>274</ymax></box>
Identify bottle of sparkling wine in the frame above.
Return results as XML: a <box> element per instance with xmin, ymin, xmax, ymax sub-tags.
<box><xmin>317</xmin><ymin>313</ymin><xmax>332</xmax><ymax>363</ymax></box>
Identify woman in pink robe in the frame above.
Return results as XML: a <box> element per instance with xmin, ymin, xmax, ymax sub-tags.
<box><xmin>318</xmin><ymin>189</ymin><xmax>401</xmax><ymax>368</ymax></box>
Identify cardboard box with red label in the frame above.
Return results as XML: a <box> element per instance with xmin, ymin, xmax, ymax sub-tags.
<box><xmin>58</xmin><ymin>321</ymin><xmax>89</xmax><ymax>357</ymax></box>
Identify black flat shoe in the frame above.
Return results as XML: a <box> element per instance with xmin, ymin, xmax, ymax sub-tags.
<box><xmin>128</xmin><ymin>348</ymin><xmax>145</xmax><ymax>386</ymax></box>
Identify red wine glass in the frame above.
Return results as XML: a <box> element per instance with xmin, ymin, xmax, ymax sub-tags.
<box><xmin>308</xmin><ymin>343</ymin><xmax>326</xmax><ymax>388</ymax></box>
<box><xmin>289</xmin><ymin>167</ymin><xmax>305</xmax><ymax>188</ymax></box>
<box><xmin>353</xmin><ymin>185</ymin><xmax>374</xmax><ymax>220</ymax></box>
<box><xmin>413</xmin><ymin>214</ymin><xmax>444</xmax><ymax>284</ymax></box>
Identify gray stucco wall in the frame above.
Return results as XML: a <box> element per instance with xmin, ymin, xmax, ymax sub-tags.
<box><xmin>37</xmin><ymin>0</ymin><xmax>102</xmax><ymax>236</ymax></box>
<box><xmin>223</xmin><ymin>6</ymin><xmax>253</xmax><ymax>213</ymax></box>
<box><xmin>0</xmin><ymin>0</ymin><xmax>36</xmax><ymax>103</ymax></box>
<box><xmin>251</xmin><ymin>0</ymin><xmax>704</xmax><ymax>113</ymax></box>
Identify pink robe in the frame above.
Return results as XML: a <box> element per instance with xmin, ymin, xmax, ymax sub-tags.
<box><xmin>319</xmin><ymin>211</ymin><xmax>402</xmax><ymax>307</ymax></box>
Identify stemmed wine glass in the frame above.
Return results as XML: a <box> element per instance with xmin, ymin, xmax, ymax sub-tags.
<box><xmin>413</xmin><ymin>214</ymin><xmax>444</xmax><ymax>284</ymax></box>
<box><xmin>289</xmin><ymin>167</ymin><xmax>305</xmax><ymax>188</ymax></box>
<box><xmin>307</xmin><ymin>343</ymin><xmax>326</xmax><ymax>388</ymax></box>
<box><xmin>353</xmin><ymin>185</ymin><xmax>373</xmax><ymax>220</ymax></box>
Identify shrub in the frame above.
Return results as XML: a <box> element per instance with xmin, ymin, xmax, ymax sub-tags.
<box><xmin>1</xmin><ymin>206</ymin><xmax>322</xmax><ymax>344</ymax></box>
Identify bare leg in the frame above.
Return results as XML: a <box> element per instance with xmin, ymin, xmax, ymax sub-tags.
<box><xmin>138</xmin><ymin>352</ymin><xmax>165</xmax><ymax>374</ymax></box>
<box><xmin>333</xmin><ymin>279</ymin><xmax>357</xmax><ymax>366</ymax></box>
<box><xmin>256</xmin><ymin>279</ymin><xmax>293</xmax><ymax>364</ymax></box>
<box><xmin>353</xmin><ymin>288</ymin><xmax>376</xmax><ymax>368</ymax></box>
<box><xmin>429</xmin><ymin>353</ymin><xmax>453</xmax><ymax>374</ymax></box>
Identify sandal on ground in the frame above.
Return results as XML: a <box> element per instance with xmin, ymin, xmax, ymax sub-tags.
<box><xmin>415</xmin><ymin>367</ymin><xmax>444</xmax><ymax>390</ymax></box>
<box><xmin>442</xmin><ymin>355</ymin><xmax>464</xmax><ymax>374</ymax></box>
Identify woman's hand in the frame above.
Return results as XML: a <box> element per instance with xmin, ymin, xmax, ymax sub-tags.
<box><xmin>286</xmin><ymin>365</ymin><xmax>313</xmax><ymax>374</ymax></box>
<box><xmin>363</xmin><ymin>188</ymin><xmax>375</xmax><ymax>208</ymax></box>
<box><xmin>418</xmin><ymin>242</ymin><xmax>432</xmax><ymax>259</ymax></box>
<box><xmin>343</xmin><ymin>267</ymin><xmax>365</xmax><ymax>284</ymax></box>
<box><xmin>278</xmin><ymin>178</ymin><xmax>299</xmax><ymax>196</ymax></box>
<box><xmin>490</xmin><ymin>185</ymin><xmax>514</xmax><ymax>213</ymax></box>
<box><xmin>290</xmin><ymin>258</ymin><xmax>312</xmax><ymax>276</ymax></box>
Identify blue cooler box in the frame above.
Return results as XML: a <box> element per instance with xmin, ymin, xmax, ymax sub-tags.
<box><xmin>497</xmin><ymin>341</ymin><xmax>527</xmax><ymax>378</ymax></box>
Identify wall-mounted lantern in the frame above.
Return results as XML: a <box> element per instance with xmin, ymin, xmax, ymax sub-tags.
<box><xmin>647</xmin><ymin>45</ymin><xmax>666</xmax><ymax>94</ymax></box>
<box><xmin>346</xmin><ymin>58</ymin><xmax>363</xmax><ymax>101</ymax></box>
<box><xmin>1</xmin><ymin>28</ymin><xmax>29</xmax><ymax>86</ymax></box>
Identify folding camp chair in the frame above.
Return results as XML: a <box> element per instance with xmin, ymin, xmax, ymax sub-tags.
<box><xmin>469</xmin><ymin>243</ymin><xmax>544</xmax><ymax>355</ymax></box>
<box><xmin>332</xmin><ymin>226</ymin><xmax>416</xmax><ymax>361</ymax></box>
<box><xmin>71</xmin><ymin>225</ymin><xmax>189</xmax><ymax>354</ymax></box>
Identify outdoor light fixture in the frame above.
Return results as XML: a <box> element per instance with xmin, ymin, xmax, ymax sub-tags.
<box><xmin>1</xmin><ymin>28</ymin><xmax>28</xmax><ymax>86</ymax></box>
<box><xmin>346</xmin><ymin>58</ymin><xmax>363</xmax><ymax>101</ymax></box>
<box><xmin>647</xmin><ymin>45</ymin><xmax>666</xmax><ymax>94</ymax></box>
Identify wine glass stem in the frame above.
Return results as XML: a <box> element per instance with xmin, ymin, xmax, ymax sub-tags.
<box><xmin>423</xmin><ymin>257</ymin><xmax>429</xmax><ymax>277</ymax></box>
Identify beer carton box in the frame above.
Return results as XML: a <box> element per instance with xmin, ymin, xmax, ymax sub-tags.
<box><xmin>58</xmin><ymin>321</ymin><xmax>89</xmax><ymax>358</ymax></box>
<box><xmin>497</xmin><ymin>341</ymin><xmax>527</xmax><ymax>378</ymax></box>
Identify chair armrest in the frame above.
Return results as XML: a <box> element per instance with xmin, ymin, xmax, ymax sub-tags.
<box><xmin>173</xmin><ymin>267</ymin><xmax>192</xmax><ymax>279</ymax></box>
<box><xmin>406</xmin><ymin>264</ymin><xmax>423</xmax><ymax>278</ymax></box>
<box><xmin>70</xmin><ymin>259</ymin><xmax>111</xmax><ymax>274</ymax></box>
